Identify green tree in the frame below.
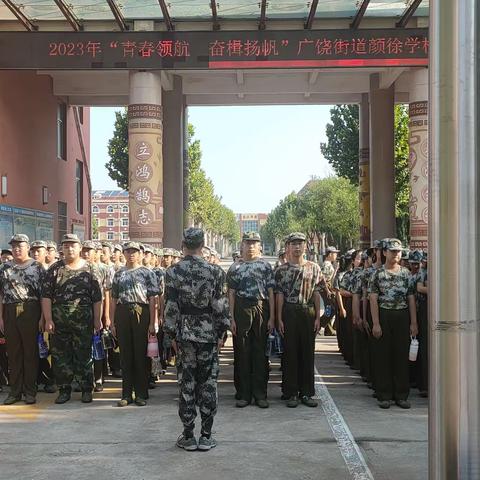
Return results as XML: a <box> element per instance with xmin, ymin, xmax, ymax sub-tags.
<box><xmin>320</xmin><ymin>105</ymin><xmax>359</xmax><ymax>185</ymax></box>
<box><xmin>106</xmin><ymin>115</ymin><xmax>239</xmax><ymax>243</ymax></box>
<box><xmin>105</xmin><ymin>109</ymin><xmax>129</xmax><ymax>190</ymax></box>
<box><xmin>320</xmin><ymin>104</ymin><xmax>411</xmax><ymax>243</ymax></box>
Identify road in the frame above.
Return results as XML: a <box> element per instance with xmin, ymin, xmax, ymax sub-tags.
<box><xmin>0</xmin><ymin>333</ymin><xmax>427</xmax><ymax>480</ymax></box>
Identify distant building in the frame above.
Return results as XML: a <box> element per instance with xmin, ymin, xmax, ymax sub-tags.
<box><xmin>236</xmin><ymin>213</ymin><xmax>268</xmax><ymax>236</ymax></box>
<box><xmin>92</xmin><ymin>190</ymin><xmax>129</xmax><ymax>242</ymax></box>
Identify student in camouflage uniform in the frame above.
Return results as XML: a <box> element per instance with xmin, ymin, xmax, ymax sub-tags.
<box><xmin>338</xmin><ymin>250</ymin><xmax>358</xmax><ymax>367</ymax></box>
<box><xmin>30</xmin><ymin>240</ymin><xmax>57</xmax><ymax>394</ymax></box>
<box><xmin>45</xmin><ymin>241</ymin><xmax>58</xmax><ymax>267</ymax></box>
<box><xmin>1</xmin><ymin>248</ymin><xmax>13</xmax><ymax>264</ymax></box>
<box><xmin>164</xmin><ymin>228</ymin><xmax>230</xmax><ymax>452</ymax></box>
<box><xmin>321</xmin><ymin>246</ymin><xmax>340</xmax><ymax>336</ymax></box>
<box><xmin>416</xmin><ymin>252</ymin><xmax>428</xmax><ymax>397</ymax></box>
<box><xmin>227</xmin><ymin>231</ymin><xmax>275</xmax><ymax>408</ymax></box>
<box><xmin>275</xmin><ymin>232</ymin><xmax>324</xmax><ymax>408</ymax></box>
<box><xmin>110</xmin><ymin>241</ymin><xmax>159</xmax><ymax>407</ymax></box>
<box><xmin>0</xmin><ymin>234</ymin><xmax>45</xmax><ymax>405</ymax></box>
<box><xmin>41</xmin><ymin>234</ymin><xmax>103</xmax><ymax>404</ymax></box>
<box><xmin>369</xmin><ymin>238</ymin><xmax>418</xmax><ymax>409</ymax></box>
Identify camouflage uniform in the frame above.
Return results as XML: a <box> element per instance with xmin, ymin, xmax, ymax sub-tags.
<box><xmin>370</xmin><ymin>260</ymin><xmax>415</xmax><ymax>402</ymax></box>
<box><xmin>41</xmin><ymin>260</ymin><xmax>102</xmax><ymax>393</ymax></box>
<box><xmin>275</xmin><ymin>258</ymin><xmax>323</xmax><ymax>399</ymax></box>
<box><xmin>111</xmin><ymin>262</ymin><xmax>159</xmax><ymax>401</ymax></box>
<box><xmin>338</xmin><ymin>268</ymin><xmax>355</xmax><ymax>365</ymax></box>
<box><xmin>164</xmin><ymin>244</ymin><xmax>229</xmax><ymax>438</ymax></box>
<box><xmin>227</xmin><ymin>258</ymin><xmax>274</xmax><ymax>403</ymax></box>
<box><xmin>416</xmin><ymin>267</ymin><xmax>428</xmax><ymax>393</ymax></box>
<box><xmin>0</xmin><ymin>256</ymin><xmax>44</xmax><ymax>399</ymax></box>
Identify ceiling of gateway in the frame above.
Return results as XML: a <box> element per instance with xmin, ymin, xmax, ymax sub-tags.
<box><xmin>0</xmin><ymin>1</ymin><xmax>428</xmax><ymax>29</ymax></box>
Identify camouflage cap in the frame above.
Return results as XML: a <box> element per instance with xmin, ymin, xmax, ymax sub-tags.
<box><xmin>183</xmin><ymin>227</ymin><xmax>204</xmax><ymax>245</ymax></box>
<box><xmin>409</xmin><ymin>250</ymin><xmax>423</xmax><ymax>263</ymax></box>
<box><xmin>326</xmin><ymin>246</ymin><xmax>340</xmax><ymax>254</ymax></box>
<box><xmin>30</xmin><ymin>240</ymin><xmax>48</xmax><ymax>249</ymax></box>
<box><xmin>123</xmin><ymin>241</ymin><xmax>141</xmax><ymax>252</ymax></box>
<box><xmin>82</xmin><ymin>240</ymin><xmax>97</xmax><ymax>250</ymax></box>
<box><xmin>163</xmin><ymin>247</ymin><xmax>175</xmax><ymax>256</ymax></box>
<box><xmin>373</xmin><ymin>239</ymin><xmax>383</xmax><ymax>249</ymax></box>
<box><xmin>286</xmin><ymin>232</ymin><xmax>306</xmax><ymax>243</ymax></box>
<box><xmin>8</xmin><ymin>233</ymin><xmax>30</xmax><ymax>245</ymax></box>
<box><xmin>61</xmin><ymin>233</ymin><xmax>81</xmax><ymax>245</ymax></box>
<box><xmin>242</xmin><ymin>231</ymin><xmax>261</xmax><ymax>242</ymax></box>
<box><xmin>232</xmin><ymin>250</ymin><xmax>241</xmax><ymax>258</ymax></box>
<box><xmin>113</xmin><ymin>244</ymin><xmax>123</xmax><ymax>252</ymax></box>
<box><xmin>46</xmin><ymin>240</ymin><xmax>57</xmax><ymax>250</ymax></box>
<box><xmin>278</xmin><ymin>248</ymin><xmax>286</xmax><ymax>257</ymax></box>
<box><xmin>156</xmin><ymin>248</ymin><xmax>164</xmax><ymax>256</ymax></box>
<box><xmin>143</xmin><ymin>244</ymin><xmax>154</xmax><ymax>254</ymax></box>
<box><xmin>1</xmin><ymin>247</ymin><xmax>12</xmax><ymax>255</ymax></box>
<box><xmin>172</xmin><ymin>249</ymin><xmax>182</xmax><ymax>258</ymax></box>
<box><xmin>101</xmin><ymin>241</ymin><xmax>112</xmax><ymax>249</ymax></box>
<box><xmin>385</xmin><ymin>238</ymin><xmax>403</xmax><ymax>251</ymax></box>
<box><xmin>95</xmin><ymin>241</ymin><xmax>103</xmax><ymax>250</ymax></box>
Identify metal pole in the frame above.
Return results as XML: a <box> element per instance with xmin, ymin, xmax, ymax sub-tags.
<box><xmin>429</xmin><ymin>1</ymin><xmax>480</xmax><ymax>478</ymax></box>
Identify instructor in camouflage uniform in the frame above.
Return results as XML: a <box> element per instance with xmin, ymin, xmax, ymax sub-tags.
<box><xmin>164</xmin><ymin>228</ymin><xmax>230</xmax><ymax>452</ymax></box>
<box><xmin>41</xmin><ymin>234</ymin><xmax>103</xmax><ymax>404</ymax></box>
<box><xmin>0</xmin><ymin>234</ymin><xmax>45</xmax><ymax>405</ymax></box>
<box><xmin>227</xmin><ymin>231</ymin><xmax>275</xmax><ymax>408</ymax></box>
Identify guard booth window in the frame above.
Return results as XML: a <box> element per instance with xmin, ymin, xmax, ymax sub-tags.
<box><xmin>76</xmin><ymin>160</ymin><xmax>83</xmax><ymax>214</ymax></box>
<box><xmin>57</xmin><ymin>103</ymin><xmax>67</xmax><ymax>160</ymax></box>
<box><xmin>57</xmin><ymin>201</ymin><xmax>67</xmax><ymax>243</ymax></box>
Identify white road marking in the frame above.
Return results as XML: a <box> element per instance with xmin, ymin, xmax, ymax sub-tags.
<box><xmin>315</xmin><ymin>366</ymin><xmax>375</xmax><ymax>480</ymax></box>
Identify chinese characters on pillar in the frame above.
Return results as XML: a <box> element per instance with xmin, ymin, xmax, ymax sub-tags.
<box><xmin>359</xmin><ymin>148</ymin><xmax>371</xmax><ymax>248</ymax></box>
<box><xmin>128</xmin><ymin>104</ymin><xmax>163</xmax><ymax>246</ymax></box>
<box><xmin>409</xmin><ymin>101</ymin><xmax>428</xmax><ymax>250</ymax></box>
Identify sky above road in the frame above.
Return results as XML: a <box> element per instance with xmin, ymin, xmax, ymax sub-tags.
<box><xmin>90</xmin><ymin>105</ymin><xmax>333</xmax><ymax>213</ymax></box>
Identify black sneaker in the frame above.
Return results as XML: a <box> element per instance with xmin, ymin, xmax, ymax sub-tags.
<box><xmin>117</xmin><ymin>398</ymin><xmax>133</xmax><ymax>407</ymax></box>
<box><xmin>286</xmin><ymin>396</ymin><xmax>299</xmax><ymax>408</ymax></box>
<box><xmin>81</xmin><ymin>391</ymin><xmax>93</xmax><ymax>403</ymax></box>
<box><xmin>235</xmin><ymin>399</ymin><xmax>249</xmax><ymax>408</ymax></box>
<box><xmin>378</xmin><ymin>400</ymin><xmax>391</xmax><ymax>409</ymax></box>
<box><xmin>395</xmin><ymin>399</ymin><xmax>411</xmax><ymax>409</ymax></box>
<box><xmin>135</xmin><ymin>398</ymin><xmax>147</xmax><ymax>407</ymax></box>
<box><xmin>3</xmin><ymin>395</ymin><xmax>21</xmax><ymax>405</ymax></box>
<box><xmin>55</xmin><ymin>390</ymin><xmax>71</xmax><ymax>404</ymax></box>
<box><xmin>255</xmin><ymin>399</ymin><xmax>269</xmax><ymax>408</ymax></box>
<box><xmin>301</xmin><ymin>396</ymin><xmax>318</xmax><ymax>407</ymax></box>
<box><xmin>24</xmin><ymin>395</ymin><xmax>36</xmax><ymax>405</ymax></box>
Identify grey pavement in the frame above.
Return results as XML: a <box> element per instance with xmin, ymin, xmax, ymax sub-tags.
<box><xmin>0</xmin><ymin>336</ymin><xmax>427</xmax><ymax>480</ymax></box>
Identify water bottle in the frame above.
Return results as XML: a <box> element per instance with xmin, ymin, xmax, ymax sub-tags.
<box><xmin>409</xmin><ymin>337</ymin><xmax>419</xmax><ymax>362</ymax></box>
<box><xmin>147</xmin><ymin>335</ymin><xmax>159</xmax><ymax>358</ymax></box>
<box><xmin>101</xmin><ymin>329</ymin><xmax>115</xmax><ymax>350</ymax></box>
<box><xmin>38</xmin><ymin>333</ymin><xmax>49</xmax><ymax>359</ymax></box>
<box><xmin>92</xmin><ymin>333</ymin><xmax>105</xmax><ymax>361</ymax></box>
<box><xmin>265</xmin><ymin>333</ymin><xmax>274</xmax><ymax>357</ymax></box>
<box><xmin>273</xmin><ymin>329</ymin><xmax>284</xmax><ymax>355</ymax></box>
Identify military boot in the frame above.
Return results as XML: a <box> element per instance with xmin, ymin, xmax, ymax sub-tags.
<box><xmin>55</xmin><ymin>388</ymin><xmax>71</xmax><ymax>404</ymax></box>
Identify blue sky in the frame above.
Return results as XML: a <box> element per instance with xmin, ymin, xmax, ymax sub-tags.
<box><xmin>90</xmin><ymin>105</ymin><xmax>333</xmax><ymax>213</ymax></box>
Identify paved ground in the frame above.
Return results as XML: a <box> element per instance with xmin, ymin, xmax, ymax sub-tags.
<box><xmin>0</xmin><ymin>336</ymin><xmax>427</xmax><ymax>480</ymax></box>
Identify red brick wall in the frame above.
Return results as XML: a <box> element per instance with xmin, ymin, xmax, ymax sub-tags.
<box><xmin>0</xmin><ymin>71</ymin><xmax>91</xmax><ymax>243</ymax></box>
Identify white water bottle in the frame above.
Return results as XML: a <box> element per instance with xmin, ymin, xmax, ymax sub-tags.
<box><xmin>409</xmin><ymin>337</ymin><xmax>419</xmax><ymax>362</ymax></box>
